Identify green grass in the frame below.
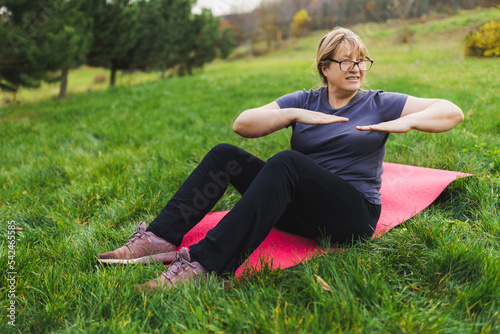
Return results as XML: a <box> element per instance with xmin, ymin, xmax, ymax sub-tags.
<box><xmin>0</xmin><ymin>66</ymin><xmax>165</xmax><ymax>107</ymax></box>
<box><xmin>1</xmin><ymin>7</ymin><xmax>500</xmax><ymax>333</ymax></box>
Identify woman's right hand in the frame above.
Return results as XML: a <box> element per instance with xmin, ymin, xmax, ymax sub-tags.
<box><xmin>293</xmin><ymin>108</ymin><xmax>349</xmax><ymax>125</ymax></box>
<box><xmin>234</xmin><ymin>102</ymin><xmax>348</xmax><ymax>138</ymax></box>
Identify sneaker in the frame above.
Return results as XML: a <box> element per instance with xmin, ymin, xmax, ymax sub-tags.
<box><xmin>97</xmin><ymin>222</ymin><xmax>177</xmax><ymax>264</ymax></box>
<box><xmin>134</xmin><ymin>247</ymin><xmax>209</xmax><ymax>292</ymax></box>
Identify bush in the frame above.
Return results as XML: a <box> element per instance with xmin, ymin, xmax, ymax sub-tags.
<box><xmin>290</xmin><ymin>9</ymin><xmax>312</xmax><ymax>38</ymax></box>
<box><xmin>464</xmin><ymin>21</ymin><xmax>500</xmax><ymax>57</ymax></box>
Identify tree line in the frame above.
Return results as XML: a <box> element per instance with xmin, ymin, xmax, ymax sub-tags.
<box><xmin>0</xmin><ymin>0</ymin><xmax>235</xmax><ymax>100</ymax></box>
<box><xmin>224</xmin><ymin>0</ymin><xmax>495</xmax><ymax>52</ymax></box>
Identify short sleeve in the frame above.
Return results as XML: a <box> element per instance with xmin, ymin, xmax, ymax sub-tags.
<box><xmin>275</xmin><ymin>89</ymin><xmax>307</xmax><ymax>109</ymax></box>
<box><xmin>373</xmin><ymin>91</ymin><xmax>408</xmax><ymax>122</ymax></box>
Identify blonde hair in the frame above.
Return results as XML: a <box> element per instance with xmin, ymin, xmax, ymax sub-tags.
<box><xmin>315</xmin><ymin>27</ymin><xmax>368</xmax><ymax>85</ymax></box>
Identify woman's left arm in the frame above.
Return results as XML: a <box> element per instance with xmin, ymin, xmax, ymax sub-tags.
<box><xmin>356</xmin><ymin>96</ymin><xmax>464</xmax><ymax>133</ymax></box>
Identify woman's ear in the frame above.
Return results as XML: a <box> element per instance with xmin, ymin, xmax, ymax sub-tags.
<box><xmin>321</xmin><ymin>65</ymin><xmax>329</xmax><ymax>78</ymax></box>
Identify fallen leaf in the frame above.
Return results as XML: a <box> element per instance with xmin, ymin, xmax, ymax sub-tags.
<box><xmin>314</xmin><ymin>274</ymin><xmax>332</xmax><ymax>292</ymax></box>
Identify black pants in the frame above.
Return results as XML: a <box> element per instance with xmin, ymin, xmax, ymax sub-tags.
<box><xmin>147</xmin><ymin>143</ymin><xmax>380</xmax><ymax>276</ymax></box>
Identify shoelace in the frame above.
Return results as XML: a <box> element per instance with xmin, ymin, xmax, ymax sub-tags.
<box><xmin>125</xmin><ymin>223</ymin><xmax>147</xmax><ymax>250</ymax></box>
<box><xmin>163</xmin><ymin>253</ymin><xmax>196</xmax><ymax>278</ymax></box>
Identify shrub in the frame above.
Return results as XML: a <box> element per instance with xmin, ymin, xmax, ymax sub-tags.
<box><xmin>464</xmin><ymin>21</ymin><xmax>500</xmax><ymax>57</ymax></box>
<box><xmin>290</xmin><ymin>9</ymin><xmax>312</xmax><ymax>38</ymax></box>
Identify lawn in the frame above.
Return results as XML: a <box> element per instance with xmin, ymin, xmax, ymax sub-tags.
<box><xmin>1</xmin><ymin>7</ymin><xmax>499</xmax><ymax>333</ymax></box>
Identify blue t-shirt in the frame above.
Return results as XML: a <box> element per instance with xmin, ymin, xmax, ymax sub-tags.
<box><xmin>275</xmin><ymin>87</ymin><xmax>408</xmax><ymax>204</ymax></box>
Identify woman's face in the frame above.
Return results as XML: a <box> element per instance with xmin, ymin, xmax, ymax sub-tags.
<box><xmin>322</xmin><ymin>44</ymin><xmax>366</xmax><ymax>95</ymax></box>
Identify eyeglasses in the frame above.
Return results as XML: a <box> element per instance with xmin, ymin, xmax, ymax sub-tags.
<box><xmin>328</xmin><ymin>56</ymin><xmax>373</xmax><ymax>72</ymax></box>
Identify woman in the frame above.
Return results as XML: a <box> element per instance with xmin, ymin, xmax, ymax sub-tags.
<box><xmin>98</xmin><ymin>27</ymin><xmax>464</xmax><ymax>291</ymax></box>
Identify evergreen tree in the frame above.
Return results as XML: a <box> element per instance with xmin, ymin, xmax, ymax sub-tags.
<box><xmin>178</xmin><ymin>9</ymin><xmax>231</xmax><ymax>76</ymax></box>
<box><xmin>133</xmin><ymin>1</ymin><xmax>234</xmax><ymax>78</ymax></box>
<box><xmin>81</xmin><ymin>0</ymin><xmax>139</xmax><ymax>87</ymax></box>
<box><xmin>157</xmin><ymin>0</ymin><xmax>195</xmax><ymax>77</ymax></box>
<box><xmin>0</xmin><ymin>1</ymin><xmax>58</xmax><ymax>97</ymax></box>
<box><xmin>0</xmin><ymin>0</ymin><xmax>92</xmax><ymax>99</ymax></box>
<box><xmin>218</xmin><ymin>27</ymin><xmax>236</xmax><ymax>60</ymax></box>
<box><xmin>51</xmin><ymin>0</ymin><xmax>93</xmax><ymax>99</ymax></box>
<box><xmin>189</xmin><ymin>9</ymin><xmax>221</xmax><ymax>73</ymax></box>
<box><xmin>132</xmin><ymin>0</ymin><xmax>193</xmax><ymax>78</ymax></box>
<box><xmin>132</xmin><ymin>0</ymin><xmax>165</xmax><ymax>72</ymax></box>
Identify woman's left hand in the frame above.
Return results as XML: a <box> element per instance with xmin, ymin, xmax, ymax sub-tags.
<box><xmin>357</xmin><ymin>97</ymin><xmax>464</xmax><ymax>134</ymax></box>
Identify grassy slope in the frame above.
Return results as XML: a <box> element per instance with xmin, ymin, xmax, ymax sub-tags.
<box><xmin>0</xmin><ymin>7</ymin><xmax>499</xmax><ymax>333</ymax></box>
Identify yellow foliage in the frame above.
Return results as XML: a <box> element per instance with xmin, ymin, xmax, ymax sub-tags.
<box><xmin>465</xmin><ymin>21</ymin><xmax>500</xmax><ymax>57</ymax></box>
<box><xmin>291</xmin><ymin>9</ymin><xmax>312</xmax><ymax>38</ymax></box>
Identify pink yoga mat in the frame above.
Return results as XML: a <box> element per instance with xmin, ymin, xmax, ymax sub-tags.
<box><xmin>179</xmin><ymin>162</ymin><xmax>471</xmax><ymax>275</ymax></box>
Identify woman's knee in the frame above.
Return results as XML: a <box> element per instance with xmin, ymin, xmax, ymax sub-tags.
<box><xmin>208</xmin><ymin>143</ymin><xmax>237</xmax><ymax>157</ymax></box>
<box><xmin>261</xmin><ymin>150</ymin><xmax>305</xmax><ymax>176</ymax></box>
<box><xmin>267</xmin><ymin>150</ymin><xmax>305</xmax><ymax>166</ymax></box>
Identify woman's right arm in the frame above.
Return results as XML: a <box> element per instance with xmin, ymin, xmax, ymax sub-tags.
<box><xmin>233</xmin><ymin>101</ymin><xmax>349</xmax><ymax>138</ymax></box>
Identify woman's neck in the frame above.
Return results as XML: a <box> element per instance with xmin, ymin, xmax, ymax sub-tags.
<box><xmin>327</xmin><ymin>87</ymin><xmax>358</xmax><ymax>109</ymax></box>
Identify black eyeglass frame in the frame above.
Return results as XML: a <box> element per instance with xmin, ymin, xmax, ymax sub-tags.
<box><xmin>327</xmin><ymin>56</ymin><xmax>374</xmax><ymax>72</ymax></box>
